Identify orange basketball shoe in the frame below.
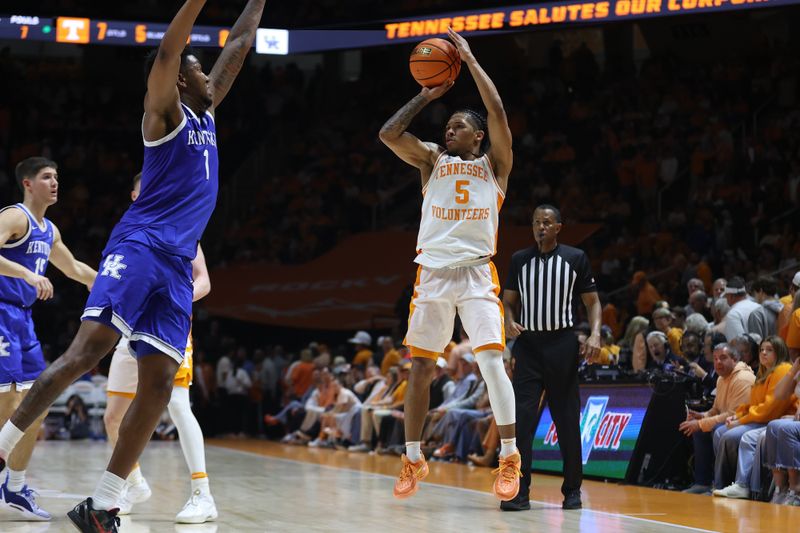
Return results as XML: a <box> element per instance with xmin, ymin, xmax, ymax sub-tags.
<box><xmin>393</xmin><ymin>454</ymin><xmax>429</xmax><ymax>499</ymax></box>
<box><xmin>492</xmin><ymin>452</ymin><xmax>521</xmax><ymax>501</ymax></box>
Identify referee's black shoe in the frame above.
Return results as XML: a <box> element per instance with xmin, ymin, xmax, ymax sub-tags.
<box><xmin>562</xmin><ymin>490</ymin><xmax>582</xmax><ymax>510</ymax></box>
<box><xmin>500</xmin><ymin>493</ymin><xmax>530</xmax><ymax>511</ymax></box>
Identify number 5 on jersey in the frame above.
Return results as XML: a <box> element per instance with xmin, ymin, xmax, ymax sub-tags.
<box><xmin>455</xmin><ymin>180</ymin><xmax>470</xmax><ymax>204</ymax></box>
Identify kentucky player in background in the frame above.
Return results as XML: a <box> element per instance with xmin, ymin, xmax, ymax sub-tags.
<box><xmin>0</xmin><ymin>156</ymin><xmax>96</xmax><ymax>520</ymax></box>
<box><xmin>0</xmin><ymin>1</ymin><xmax>266</xmax><ymax>531</ymax></box>
<box><xmin>379</xmin><ymin>28</ymin><xmax>520</xmax><ymax>503</ymax></box>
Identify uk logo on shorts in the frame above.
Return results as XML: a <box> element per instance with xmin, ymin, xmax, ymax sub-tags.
<box><xmin>101</xmin><ymin>254</ymin><xmax>127</xmax><ymax>279</ymax></box>
<box><xmin>0</xmin><ymin>336</ymin><xmax>9</xmax><ymax>357</ymax></box>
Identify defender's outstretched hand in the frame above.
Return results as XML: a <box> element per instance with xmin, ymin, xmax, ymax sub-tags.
<box><xmin>447</xmin><ymin>27</ymin><xmax>474</xmax><ymax>61</ymax></box>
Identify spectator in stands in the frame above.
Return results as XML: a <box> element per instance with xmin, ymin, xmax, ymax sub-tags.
<box><xmin>348</xmin><ymin>366</ymin><xmax>405</xmax><ymax>452</ymax></box>
<box><xmin>222</xmin><ymin>351</ymin><xmax>254</xmax><ymax>437</ymax></box>
<box><xmin>685</xmin><ymin>313</ymin><xmax>710</xmax><ymax>336</ymax></box>
<box><xmin>64</xmin><ymin>394</ymin><xmax>91</xmax><ymax>440</ymax></box>
<box><xmin>671</xmin><ymin>307</ymin><xmax>688</xmax><ymax>331</ymax></box>
<box><xmin>598</xmin><ymin>326</ymin><xmax>620</xmax><ymax>365</ymax></box>
<box><xmin>644</xmin><ymin>331</ymin><xmax>682</xmax><ymax>371</ymax></box>
<box><xmin>724</xmin><ymin>277</ymin><xmax>760</xmax><ymax>341</ymax></box>
<box><xmin>686</xmin><ymin>291</ymin><xmax>710</xmax><ymax>321</ymax></box>
<box><xmin>422</xmin><ymin>354</ymin><xmax>480</xmax><ymax>443</ymax></box>
<box><xmin>378</xmin><ymin>336</ymin><xmax>401</xmax><ymax>376</ymax></box>
<box><xmin>431</xmin><ymin>384</ymin><xmax>491</xmax><ymax>460</ymax></box>
<box><xmin>687</xmin><ymin>278</ymin><xmax>706</xmax><ymax>304</ymax></box>
<box><xmin>748</xmin><ymin>276</ymin><xmax>783</xmax><ymax>339</ymax></box>
<box><xmin>712</xmin><ymin>278</ymin><xmax>728</xmax><ymax>301</ymax></box>
<box><xmin>349</xmin><ymin>330</ymin><xmax>374</xmax><ymax>367</ymax></box>
<box><xmin>777</xmin><ymin>272</ymin><xmax>800</xmax><ymax>338</ymax></box>
<box><xmin>681</xmin><ymin>331</ymin><xmax>710</xmax><ymax>373</ymax></box>
<box><xmin>764</xmin><ymin>355</ymin><xmax>800</xmax><ymax>505</ymax></box>
<box><xmin>632</xmin><ymin>271</ymin><xmax>661</xmax><ymax>316</ymax></box>
<box><xmin>620</xmin><ymin>316</ymin><xmax>649</xmax><ymax>370</ymax></box>
<box><xmin>429</xmin><ymin>357</ymin><xmax>454</xmax><ymax>409</ymax></box>
<box><xmin>691</xmin><ymin>331</ymin><xmax>727</xmax><ymax>393</ymax></box>
<box><xmin>680</xmin><ymin>343</ymin><xmax>755</xmax><ymax>494</ymax></box>
<box><xmin>730</xmin><ymin>334</ymin><xmax>762</xmax><ymax>374</ymax></box>
<box><xmin>711</xmin><ymin>297</ymin><xmax>730</xmax><ymax>335</ymax></box>
<box><xmin>785</xmin><ymin>292</ymin><xmax>800</xmax><ymax>360</ymax></box>
<box><xmin>286</xmin><ymin>349</ymin><xmax>316</xmax><ymax>401</ymax></box>
<box><xmin>713</xmin><ymin>336</ymin><xmax>795</xmax><ymax>496</ymax></box>
<box><xmin>652</xmin><ymin>307</ymin><xmax>684</xmax><ymax>356</ymax></box>
<box><xmin>310</xmin><ymin>379</ymin><xmax>362</xmax><ymax>448</ymax></box>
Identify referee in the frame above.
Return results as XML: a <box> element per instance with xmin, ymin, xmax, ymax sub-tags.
<box><xmin>500</xmin><ymin>204</ymin><xmax>602</xmax><ymax>512</ymax></box>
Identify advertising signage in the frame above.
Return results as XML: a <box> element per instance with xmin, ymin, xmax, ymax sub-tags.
<box><xmin>532</xmin><ymin>384</ymin><xmax>653</xmax><ymax>479</ymax></box>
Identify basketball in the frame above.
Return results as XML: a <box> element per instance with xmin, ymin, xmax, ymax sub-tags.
<box><xmin>409</xmin><ymin>38</ymin><xmax>461</xmax><ymax>88</ymax></box>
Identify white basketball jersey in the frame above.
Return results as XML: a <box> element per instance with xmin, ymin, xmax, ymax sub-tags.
<box><xmin>415</xmin><ymin>152</ymin><xmax>504</xmax><ymax>269</ymax></box>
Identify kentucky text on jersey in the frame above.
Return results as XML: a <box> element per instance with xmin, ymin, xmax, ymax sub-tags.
<box><xmin>104</xmin><ymin>103</ymin><xmax>219</xmax><ymax>259</ymax></box>
<box><xmin>187</xmin><ymin>130</ymin><xmax>217</xmax><ymax>146</ymax></box>
<box><xmin>26</xmin><ymin>241</ymin><xmax>51</xmax><ymax>255</ymax></box>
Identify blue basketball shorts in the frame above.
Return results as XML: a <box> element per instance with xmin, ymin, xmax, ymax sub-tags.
<box><xmin>0</xmin><ymin>302</ymin><xmax>46</xmax><ymax>391</ymax></box>
<box><xmin>82</xmin><ymin>240</ymin><xmax>192</xmax><ymax>363</ymax></box>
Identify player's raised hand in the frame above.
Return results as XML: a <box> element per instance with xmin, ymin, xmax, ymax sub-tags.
<box><xmin>447</xmin><ymin>27</ymin><xmax>474</xmax><ymax>61</ymax></box>
<box><xmin>421</xmin><ymin>79</ymin><xmax>455</xmax><ymax>101</ymax></box>
<box><xmin>24</xmin><ymin>271</ymin><xmax>53</xmax><ymax>300</ymax></box>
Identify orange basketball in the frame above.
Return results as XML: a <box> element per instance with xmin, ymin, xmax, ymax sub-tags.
<box><xmin>409</xmin><ymin>38</ymin><xmax>461</xmax><ymax>88</ymax></box>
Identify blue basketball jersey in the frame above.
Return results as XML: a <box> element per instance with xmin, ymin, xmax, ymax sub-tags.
<box><xmin>0</xmin><ymin>204</ymin><xmax>54</xmax><ymax>308</ymax></box>
<box><xmin>105</xmin><ymin>103</ymin><xmax>219</xmax><ymax>259</ymax></box>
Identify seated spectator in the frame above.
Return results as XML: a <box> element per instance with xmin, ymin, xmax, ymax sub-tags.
<box><xmin>786</xmin><ymin>291</ymin><xmax>800</xmax><ymax>360</ymax></box>
<box><xmin>686</xmin><ymin>290</ymin><xmax>710</xmax><ymax>321</ymax></box>
<box><xmin>730</xmin><ymin>334</ymin><xmax>761</xmax><ymax>374</ymax></box>
<box><xmin>710</xmin><ymin>297</ymin><xmax>730</xmax><ymax>335</ymax></box>
<box><xmin>671</xmin><ymin>307</ymin><xmax>688</xmax><ymax>331</ymax></box>
<box><xmin>467</xmin><ymin>416</ymin><xmax>499</xmax><ymax>467</ymax></box>
<box><xmin>724</xmin><ymin>277</ymin><xmax>760</xmax><ymax>341</ymax></box>
<box><xmin>310</xmin><ymin>379</ymin><xmax>362</xmax><ymax>448</ymax></box>
<box><xmin>713</xmin><ymin>336</ymin><xmax>795</xmax><ymax>497</ymax></box>
<box><xmin>62</xmin><ymin>395</ymin><xmax>91</xmax><ymax>440</ymax></box>
<box><xmin>264</xmin><ymin>369</ymin><xmax>323</xmax><ymax>429</ymax></box>
<box><xmin>776</xmin><ymin>273</ymin><xmax>800</xmax><ymax>339</ymax></box>
<box><xmin>620</xmin><ymin>316</ymin><xmax>649</xmax><ymax>370</ymax></box>
<box><xmin>691</xmin><ymin>331</ymin><xmax>727</xmax><ymax>393</ymax></box>
<box><xmin>680</xmin><ymin>343</ymin><xmax>755</xmax><ymax>494</ymax></box>
<box><xmin>652</xmin><ymin>307</ymin><xmax>684</xmax><ymax>356</ymax></box>
<box><xmin>748</xmin><ymin>276</ymin><xmax>783</xmax><ymax>339</ymax></box>
<box><xmin>685</xmin><ymin>313</ymin><xmax>710</xmax><ymax>336</ymax></box>
<box><xmin>429</xmin><ymin>357</ymin><xmax>453</xmax><ymax>409</ymax></box>
<box><xmin>349</xmin><ymin>330</ymin><xmax>374</xmax><ymax>367</ymax></box>
<box><xmin>378</xmin><ymin>336</ymin><xmax>401</xmax><ymax>376</ymax></box>
<box><xmin>644</xmin><ymin>331</ymin><xmax>683</xmax><ymax>371</ymax></box>
<box><xmin>282</xmin><ymin>369</ymin><xmax>335</xmax><ymax>444</ymax></box>
<box><xmin>348</xmin><ymin>366</ymin><xmax>406</xmax><ymax>452</ymax></box>
<box><xmin>632</xmin><ymin>271</ymin><xmax>661</xmax><ymax>316</ymax></box>
<box><xmin>285</xmin><ymin>349</ymin><xmax>316</xmax><ymax>401</ymax></box>
<box><xmin>712</xmin><ymin>278</ymin><xmax>728</xmax><ymax>301</ymax></box>
<box><xmin>764</xmin><ymin>355</ymin><xmax>800</xmax><ymax>505</ymax></box>
<box><xmin>597</xmin><ymin>325</ymin><xmax>620</xmax><ymax>365</ymax></box>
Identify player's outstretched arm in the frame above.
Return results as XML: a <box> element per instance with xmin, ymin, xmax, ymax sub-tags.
<box><xmin>379</xmin><ymin>82</ymin><xmax>453</xmax><ymax>178</ymax></box>
<box><xmin>49</xmin><ymin>225</ymin><xmax>97</xmax><ymax>290</ymax></box>
<box><xmin>447</xmin><ymin>28</ymin><xmax>513</xmax><ymax>183</ymax></box>
<box><xmin>0</xmin><ymin>208</ymin><xmax>54</xmax><ymax>299</ymax></box>
<box><xmin>145</xmin><ymin>0</ymin><xmax>207</xmax><ymax>117</ymax></box>
<box><xmin>209</xmin><ymin>0</ymin><xmax>266</xmax><ymax>110</ymax></box>
<box><xmin>191</xmin><ymin>243</ymin><xmax>211</xmax><ymax>302</ymax></box>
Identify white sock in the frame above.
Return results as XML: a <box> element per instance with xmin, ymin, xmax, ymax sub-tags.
<box><xmin>91</xmin><ymin>471</ymin><xmax>126</xmax><ymax>511</ymax></box>
<box><xmin>0</xmin><ymin>422</ymin><xmax>24</xmax><ymax>460</ymax></box>
<box><xmin>476</xmin><ymin>350</ymin><xmax>516</xmax><ymax>426</ymax></box>
<box><xmin>6</xmin><ymin>468</ymin><xmax>25</xmax><ymax>492</ymax></box>
<box><xmin>191</xmin><ymin>475</ymin><xmax>210</xmax><ymax>494</ymax></box>
<box><xmin>168</xmin><ymin>387</ymin><xmax>207</xmax><ymax>476</ymax></box>
<box><xmin>127</xmin><ymin>465</ymin><xmax>144</xmax><ymax>486</ymax></box>
<box><xmin>500</xmin><ymin>438</ymin><xmax>517</xmax><ymax>458</ymax></box>
<box><xmin>405</xmin><ymin>441</ymin><xmax>422</xmax><ymax>463</ymax></box>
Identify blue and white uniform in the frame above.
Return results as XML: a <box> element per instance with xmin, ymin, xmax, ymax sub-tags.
<box><xmin>0</xmin><ymin>204</ymin><xmax>53</xmax><ymax>391</ymax></box>
<box><xmin>83</xmin><ymin>103</ymin><xmax>219</xmax><ymax>362</ymax></box>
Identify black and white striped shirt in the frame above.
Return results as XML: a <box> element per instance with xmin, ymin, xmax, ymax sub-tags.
<box><xmin>505</xmin><ymin>244</ymin><xmax>596</xmax><ymax>331</ymax></box>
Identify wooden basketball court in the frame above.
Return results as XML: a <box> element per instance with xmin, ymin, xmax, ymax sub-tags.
<box><xmin>2</xmin><ymin>439</ymin><xmax>795</xmax><ymax>531</ymax></box>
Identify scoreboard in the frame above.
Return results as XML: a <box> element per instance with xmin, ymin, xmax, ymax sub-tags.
<box><xmin>1</xmin><ymin>0</ymin><xmax>795</xmax><ymax>55</ymax></box>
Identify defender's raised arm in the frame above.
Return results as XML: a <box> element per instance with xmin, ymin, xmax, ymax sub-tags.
<box><xmin>209</xmin><ymin>0</ymin><xmax>267</xmax><ymax>109</ymax></box>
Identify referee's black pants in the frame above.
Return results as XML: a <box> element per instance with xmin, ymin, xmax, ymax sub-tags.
<box><xmin>512</xmin><ymin>329</ymin><xmax>582</xmax><ymax>498</ymax></box>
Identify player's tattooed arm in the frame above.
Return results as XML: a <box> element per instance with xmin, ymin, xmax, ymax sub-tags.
<box><xmin>379</xmin><ymin>83</ymin><xmax>451</xmax><ymax>171</ymax></box>
<box><xmin>209</xmin><ymin>0</ymin><xmax>267</xmax><ymax>109</ymax></box>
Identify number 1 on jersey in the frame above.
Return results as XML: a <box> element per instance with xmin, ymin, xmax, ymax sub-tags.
<box><xmin>34</xmin><ymin>257</ymin><xmax>47</xmax><ymax>276</ymax></box>
<box><xmin>455</xmin><ymin>180</ymin><xmax>470</xmax><ymax>204</ymax></box>
<box><xmin>203</xmin><ymin>149</ymin><xmax>210</xmax><ymax>181</ymax></box>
